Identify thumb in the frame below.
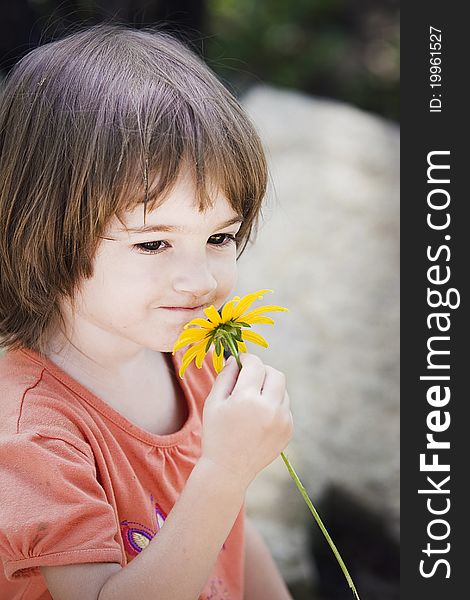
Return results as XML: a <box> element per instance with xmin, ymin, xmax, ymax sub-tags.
<box><xmin>209</xmin><ymin>355</ymin><xmax>239</xmax><ymax>400</ymax></box>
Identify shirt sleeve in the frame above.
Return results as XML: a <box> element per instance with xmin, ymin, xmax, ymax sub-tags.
<box><xmin>0</xmin><ymin>430</ymin><xmax>123</xmax><ymax>581</ymax></box>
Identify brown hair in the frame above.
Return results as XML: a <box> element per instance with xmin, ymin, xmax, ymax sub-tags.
<box><xmin>0</xmin><ymin>24</ymin><xmax>267</xmax><ymax>355</ymax></box>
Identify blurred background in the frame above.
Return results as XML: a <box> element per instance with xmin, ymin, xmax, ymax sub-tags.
<box><xmin>0</xmin><ymin>1</ymin><xmax>399</xmax><ymax>599</ymax></box>
<box><xmin>0</xmin><ymin>0</ymin><xmax>399</xmax><ymax>120</ymax></box>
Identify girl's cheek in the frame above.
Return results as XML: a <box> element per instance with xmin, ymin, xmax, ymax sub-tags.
<box><xmin>219</xmin><ymin>264</ymin><xmax>238</xmax><ymax>296</ymax></box>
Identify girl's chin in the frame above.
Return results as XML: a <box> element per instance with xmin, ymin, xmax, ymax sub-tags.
<box><xmin>145</xmin><ymin>337</ymin><xmax>181</xmax><ymax>355</ymax></box>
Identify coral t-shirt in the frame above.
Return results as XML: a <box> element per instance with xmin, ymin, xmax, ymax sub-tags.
<box><xmin>0</xmin><ymin>347</ymin><xmax>245</xmax><ymax>600</ymax></box>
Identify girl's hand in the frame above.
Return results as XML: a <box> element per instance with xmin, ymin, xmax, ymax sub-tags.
<box><xmin>200</xmin><ymin>353</ymin><xmax>293</xmax><ymax>489</ymax></box>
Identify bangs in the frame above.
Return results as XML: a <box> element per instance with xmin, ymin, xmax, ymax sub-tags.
<box><xmin>51</xmin><ymin>26</ymin><xmax>268</xmax><ymax>251</ymax></box>
<box><xmin>111</xmin><ymin>77</ymin><xmax>267</xmax><ymax>237</ymax></box>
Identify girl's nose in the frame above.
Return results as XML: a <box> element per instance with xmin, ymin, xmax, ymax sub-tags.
<box><xmin>172</xmin><ymin>255</ymin><xmax>218</xmax><ymax>299</ymax></box>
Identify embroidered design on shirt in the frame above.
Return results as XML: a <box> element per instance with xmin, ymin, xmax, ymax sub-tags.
<box><xmin>120</xmin><ymin>497</ymin><xmax>167</xmax><ymax>557</ymax></box>
<box><xmin>204</xmin><ymin>577</ymin><xmax>232</xmax><ymax>600</ymax></box>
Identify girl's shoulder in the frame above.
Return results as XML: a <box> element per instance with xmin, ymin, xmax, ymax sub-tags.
<box><xmin>0</xmin><ymin>348</ymin><xmax>93</xmax><ymax>456</ymax></box>
<box><xmin>0</xmin><ymin>350</ymin><xmax>122</xmax><ymax>583</ymax></box>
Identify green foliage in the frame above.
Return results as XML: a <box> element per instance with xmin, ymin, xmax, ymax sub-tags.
<box><xmin>205</xmin><ymin>0</ymin><xmax>399</xmax><ymax>120</ymax></box>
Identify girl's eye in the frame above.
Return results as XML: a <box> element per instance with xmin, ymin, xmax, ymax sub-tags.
<box><xmin>134</xmin><ymin>240</ymin><xmax>168</xmax><ymax>254</ymax></box>
<box><xmin>208</xmin><ymin>233</ymin><xmax>236</xmax><ymax>246</ymax></box>
<box><xmin>134</xmin><ymin>234</ymin><xmax>236</xmax><ymax>255</ymax></box>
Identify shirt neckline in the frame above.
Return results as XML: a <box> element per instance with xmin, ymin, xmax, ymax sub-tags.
<box><xmin>18</xmin><ymin>346</ymin><xmax>198</xmax><ymax>448</ymax></box>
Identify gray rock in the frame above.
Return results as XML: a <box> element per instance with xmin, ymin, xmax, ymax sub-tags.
<box><xmin>238</xmin><ymin>85</ymin><xmax>399</xmax><ymax>588</ymax></box>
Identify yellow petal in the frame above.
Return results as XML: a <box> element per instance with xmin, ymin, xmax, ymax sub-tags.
<box><xmin>212</xmin><ymin>346</ymin><xmax>225</xmax><ymax>373</ymax></box>
<box><xmin>236</xmin><ymin>341</ymin><xmax>248</xmax><ymax>353</ymax></box>
<box><xmin>238</xmin><ymin>304</ymin><xmax>288</xmax><ymax>324</ymax></box>
<box><xmin>231</xmin><ymin>289</ymin><xmax>272</xmax><ymax>320</ymax></box>
<box><xmin>243</xmin><ymin>315</ymin><xmax>275</xmax><ymax>325</ymax></box>
<box><xmin>176</xmin><ymin>328</ymin><xmax>209</xmax><ymax>343</ymax></box>
<box><xmin>172</xmin><ymin>329</ymin><xmax>209</xmax><ymax>353</ymax></box>
<box><xmin>241</xmin><ymin>329</ymin><xmax>268</xmax><ymax>348</ymax></box>
<box><xmin>179</xmin><ymin>340</ymin><xmax>207</xmax><ymax>378</ymax></box>
<box><xmin>195</xmin><ymin>342</ymin><xmax>209</xmax><ymax>368</ymax></box>
<box><xmin>203</xmin><ymin>305</ymin><xmax>222</xmax><ymax>326</ymax></box>
<box><xmin>221</xmin><ymin>300</ymin><xmax>236</xmax><ymax>322</ymax></box>
<box><xmin>183</xmin><ymin>318</ymin><xmax>215</xmax><ymax>330</ymax></box>
<box><xmin>179</xmin><ymin>348</ymin><xmax>194</xmax><ymax>379</ymax></box>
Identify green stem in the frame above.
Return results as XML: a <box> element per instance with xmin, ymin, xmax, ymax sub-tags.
<box><xmin>225</xmin><ymin>338</ymin><xmax>361</xmax><ymax>600</ymax></box>
<box><xmin>224</xmin><ymin>335</ymin><xmax>243</xmax><ymax>370</ymax></box>
<box><xmin>280</xmin><ymin>452</ymin><xmax>361</xmax><ymax>600</ymax></box>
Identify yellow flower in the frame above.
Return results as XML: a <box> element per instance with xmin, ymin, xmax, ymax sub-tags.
<box><xmin>172</xmin><ymin>289</ymin><xmax>288</xmax><ymax>378</ymax></box>
<box><xmin>172</xmin><ymin>288</ymin><xmax>362</xmax><ymax>600</ymax></box>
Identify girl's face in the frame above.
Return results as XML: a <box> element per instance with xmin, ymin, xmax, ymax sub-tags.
<box><xmin>63</xmin><ymin>172</ymin><xmax>242</xmax><ymax>356</ymax></box>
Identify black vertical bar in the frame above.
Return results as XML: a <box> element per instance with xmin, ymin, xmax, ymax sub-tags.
<box><xmin>401</xmin><ymin>4</ymin><xmax>468</xmax><ymax>598</ymax></box>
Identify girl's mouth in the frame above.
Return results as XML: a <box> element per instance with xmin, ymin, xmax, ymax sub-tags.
<box><xmin>159</xmin><ymin>305</ymin><xmax>204</xmax><ymax>312</ymax></box>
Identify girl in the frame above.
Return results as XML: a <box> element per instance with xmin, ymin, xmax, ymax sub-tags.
<box><xmin>0</xmin><ymin>25</ymin><xmax>293</xmax><ymax>600</ymax></box>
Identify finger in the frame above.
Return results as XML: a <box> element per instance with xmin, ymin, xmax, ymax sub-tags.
<box><xmin>209</xmin><ymin>356</ymin><xmax>239</xmax><ymax>400</ymax></box>
<box><xmin>281</xmin><ymin>391</ymin><xmax>291</xmax><ymax>409</ymax></box>
<box><xmin>282</xmin><ymin>394</ymin><xmax>294</xmax><ymax>431</ymax></box>
<box><xmin>231</xmin><ymin>353</ymin><xmax>266</xmax><ymax>396</ymax></box>
<box><xmin>260</xmin><ymin>367</ymin><xmax>286</xmax><ymax>403</ymax></box>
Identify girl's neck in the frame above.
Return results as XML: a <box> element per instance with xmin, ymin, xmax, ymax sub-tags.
<box><xmin>45</xmin><ymin>337</ymin><xmax>185</xmax><ymax>436</ymax></box>
<box><xmin>45</xmin><ymin>331</ymin><xmax>167</xmax><ymax>393</ymax></box>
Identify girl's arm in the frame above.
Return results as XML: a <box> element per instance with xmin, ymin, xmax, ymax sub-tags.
<box><xmin>243</xmin><ymin>517</ymin><xmax>293</xmax><ymax>600</ymax></box>
<box><xmin>42</xmin><ymin>354</ymin><xmax>293</xmax><ymax>600</ymax></box>
<box><xmin>42</xmin><ymin>457</ymin><xmax>246</xmax><ymax>600</ymax></box>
